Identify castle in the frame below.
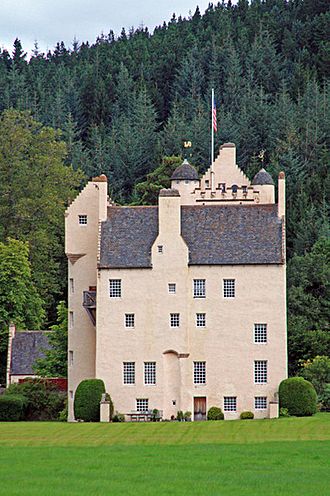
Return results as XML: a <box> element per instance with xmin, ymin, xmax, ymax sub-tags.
<box><xmin>65</xmin><ymin>143</ymin><xmax>287</xmax><ymax>421</ymax></box>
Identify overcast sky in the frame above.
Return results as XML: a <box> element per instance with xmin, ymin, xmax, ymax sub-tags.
<box><xmin>1</xmin><ymin>0</ymin><xmax>214</xmax><ymax>55</ymax></box>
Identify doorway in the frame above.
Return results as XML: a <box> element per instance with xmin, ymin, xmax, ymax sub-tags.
<box><xmin>194</xmin><ymin>397</ymin><xmax>206</xmax><ymax>421</ymax></box>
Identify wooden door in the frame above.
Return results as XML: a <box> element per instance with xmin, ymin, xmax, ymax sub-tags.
<box><xmin>194</xmin><ymin>397</ymin><xmax>206</xmax><ymax>421</ymax></box>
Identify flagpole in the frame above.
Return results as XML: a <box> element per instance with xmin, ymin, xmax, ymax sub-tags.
<box><xmin>211</xmin><ymin>88</ymin><xmax>215</xmax><ymax>192</ymax></box>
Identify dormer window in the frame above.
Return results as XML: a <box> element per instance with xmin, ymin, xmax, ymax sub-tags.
<box><xmin>78</xmin><ymin>214</ymin><xmax>87</xmax><ymax>225</ymax></box>
<box><xmin>205</xmin><ymin>180</ymin><xmax>210</xmax><ymax>188</ymax></box>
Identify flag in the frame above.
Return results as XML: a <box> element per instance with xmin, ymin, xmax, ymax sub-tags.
<box><xmin>212</xmin><ymin>100</ymin><xmax>217</xmax><ymax>133</ymax></box>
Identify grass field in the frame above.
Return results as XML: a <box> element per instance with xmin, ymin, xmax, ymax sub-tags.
<box><xmin>0</xmin><ymin>414</ymin><xmax>329</xmax><ymax>496</ymax></box>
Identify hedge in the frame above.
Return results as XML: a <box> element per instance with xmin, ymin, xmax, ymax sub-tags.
<box><xmin>74</xmin><ymin>379</ymin><xmax>106</xmax><ymax>422</ymax></box>
<box><xmin>207</xmin><ymin>406</ymin><xmax>224</xmax><ymax>420</ymax></box>
<box><xmin>240</xmin><ymin>411</ymin><xmax>254</xmax><ymax>420</ymax></box>
<box><xmin>0</xmin><ymin>394</ymin><xmax>27</xmax><ymax>421</ymax></box>
<box><xmin>279</xmin><ymin>377</ymin><xmax>318</xmax><ymax>416</ymax></box>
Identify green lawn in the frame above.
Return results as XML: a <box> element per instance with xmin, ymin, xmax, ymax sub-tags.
<box><xmin>0</xmin><ymin>414</ymin><xmax>329</xmax><ymax>496</ymax></box>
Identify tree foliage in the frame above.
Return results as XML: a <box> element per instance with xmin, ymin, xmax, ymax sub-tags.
<box><xmin>33</xmin><ymin>301</ymin><xmax>68</xmax><ymax>378</ymax></box>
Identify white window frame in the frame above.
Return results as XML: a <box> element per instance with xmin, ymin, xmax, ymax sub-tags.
<box><xmin>144</xmin><ymin>362</ymin><xmax>156</xmax><ymax>385</ymax></box>
<box><xmin>224</xmin><ymin>396</ymin><xmax>237</xmax><ymax>412</ymax></box>
<box><xmin>254</xmin><ymin>360</ymin><xmax>268</xmax><ymax>384</ymax></box>
<box><xmin>78</xmin><ymin>214</ymin><xmax>88</xmax><ymax>225</ymax></box>
<box><xmin>255</xmin><ymin>396</ymin><xmax>267</xmax><ymax>410</ymax></box>
<box><xmin>170</xmin><ymin>313</ymin><xmax>180</xmax><ymax>327</ymax></box>
<box><xmin>223</xmin><ymin>279</ymin><xmax>235</xmax><ymax>298</ymax></box>
<box><xmin>193</xmin><ymin>361</ymin><xmax>206</xmax><ymax>385</ymax></box>
<box><xmin>109</xmin><ymin>279</ymin><xmax>121</xmax><ymax>298</ymax></box>
<box><xmin>196</xmin><ymin>313</ymin><xmax>206</xmax><ymax>328</ymax></box>
<box><xmin>193</xmin><ymin>279</ymin><xmax>205</xmax><ymax>298</ymax></box>
<box><xmin>168</xmin><ymin>283</ymin><xmax>176</xmax><ymax>294</ymax></box>
<box><xmin>125</xmin><ymin>313</ymin><xmax>135</xmax><ymax>328</ymax></box>
<box><xmin>123</xmin><ymin>362</ymin><xmax>135</xmax><ymax>385</ymax></box>
<box><xmin>136</xmin><ymin>398</ymin><xmax>148</xmax><ymax>412</ymax></box>
<box><xmin>254</xmin><ymin>323</ymin><xmax>267</xmax><ymax>344</ymax></box>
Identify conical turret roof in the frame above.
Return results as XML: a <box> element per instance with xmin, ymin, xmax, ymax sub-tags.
<box><xmin>171</xmin><ymin>159</ymin><xmax>199</xmax><ymax>181</ymax></box>
<box><xmin>252</xmin><ymin>168</ymin><xmax>274</xmax><ymax>186</ymax></box>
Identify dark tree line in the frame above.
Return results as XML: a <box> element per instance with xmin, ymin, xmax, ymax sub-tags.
<box><xmin>0</xmin><ymin>0</ymin><xmax>329</xmax><ymax>376</ymax></box>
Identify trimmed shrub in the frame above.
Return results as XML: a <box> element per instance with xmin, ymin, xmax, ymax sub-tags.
<box><xmin>207</xmin><ymin>406</ymin><xmax>224</xmax><ymax>420</ymax></box>
<box><xmin>74</xmin><ymin>379</ymin><xmax>105</xmax><ymax>422</ymax></box>
<box><xmin>5</xmin><ymin>379</ymin><xmax>65</xmax><ymax>420</ymax></box>
<box><xmin>240</xmin><ymin>411</ymin><xmax>254</xmax><ymax>420</ymax></box>
<box><xmin>0</xmin><ymin>394</ymin><xmax>27</xmax><ymax>421</ymax></box>
<box><xmin>279</xmin><ymin>377</ymin><xmax>317</xmax><ymax>416</ymax></box>
<box><xmin>279</xmin><ymin>407</ymin><xmax>290</xmax><ymax>417</ymax></box>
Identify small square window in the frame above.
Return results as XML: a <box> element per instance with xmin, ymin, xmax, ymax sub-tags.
<box><xmin>255</xmin><ymin>396</ymin><xmax>267</xmax><ymax>410</ymax></box>
<box><xmin>254</xmin><ymin>324</ymin><xmax>267</xmax><ymax>343</ymax></box>
<box><xmin>223</xmin><ymin>279</ymin><xmax>235</xmax><ymax>298</ymax></box>
<box><xmin>78</xmin><ymin>214</ymin><xmax>88</xmax><ymax>225</ymax></box>
<box><xmin>254</xmin><ymin>360</ymin><xmax>267</xmax><ymax>384</ymax></box>
<box><xmin>109</xmin><ymin>279</ymin><xmax>121</xmax><ymax>298</ymax></box>
<box><xmin>123</xmin><ymin>362</ymin><xmax>135</xmax><ymax>384</ymax></box>
<box><xmin>170</xmin><ymin>313</ymin><xmax>180</xmax><ymax>327</ymax></box>
<box><xmin>144</xmin><ymin>362</ymin><xmax>156</xmax><ymax>385</ymax></box>
<box><xmin>196</xmin><ymin>313</ymin><xmax>206</xmax><ymax>328</ymax></box>
<box><xmin>194</xmin><ymin>279</ymin><xmax>205</xmax><ymax>298</ymax></box>
<box><xmin>194</xmin><ymin>361</ymin><xmax>206</xmax><ymax>384</ymax></box>
<box><xmin>125</xmin><ymin>314</ymin><xmax>135</xmax><ymax>328</ymax></box>
<box><xmin>69</xmin><ymin>350</ymin><xmax>73</xmax><ymax>366</ymax></box>
<box><xmin>224</xmin><ymin>396</ymin><xmax>237</xmax><ymax>412</ymax></box>
<box><xmin>136</xmin><ymin>398</ymin><xmax>148</xmax><ymax>412</ymax></box>
<box><xmin>168</xmin><ymin>283</ymin><xmax>176</xmax><ymax>294</ymax></box>
<box><xmin>158</xmin><ymin>245</ymin><xmax>163</xmax><ymax>253</ymax></box>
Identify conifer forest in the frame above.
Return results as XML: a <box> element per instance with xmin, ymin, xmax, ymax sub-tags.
<box><xmin>0</xmin><ymin>0</ymin><xmax>329</xmax><ymax>382</ymax></box>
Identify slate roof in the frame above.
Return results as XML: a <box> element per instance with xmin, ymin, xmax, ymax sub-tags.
<box><xmin>171</xmin><ymin>160</ymin><xmax>199</xmax><ymax>181</ymax></box>
<box><xmin>10</xmin><ymin>331</ymin><xmax>51</xmax><ymax>375</ymax></box>
<box><xmin>252</xmin><ymin>168</ymin><xmax>274</xmax><ymax>185</ymax></box>
<box><xmin>99</xmin><ymin>204</ymin><xmax>283</xmax><ymax>268</ymax></box>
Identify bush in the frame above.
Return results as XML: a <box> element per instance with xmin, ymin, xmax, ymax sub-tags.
<box><xmin>59</xmin><ymin>399</ymin><xmax>68</xmax><ymax>422</ymax></box>
<box><xmin>240</xmin><ymin>411</ymin><xmax>254</xmax><ymax>420</ymax></box>
<box><xmin>5</xmin><ymin>379</ymin><xmax>65</xmax><ymax>420</ymax></box>
<box><xmin>207</xmin><ymin>406</ymin><xmax>224</xmax><ymax>420</ymax></box>
<box><xmin>112</xmin><ymin>412</ymin><xmax>125</xmax><ymax>422</ymax></box>
<box><xmin>279</xmin><ymin>407</ymin><xmax>290</xmax><ymax>417</ymax></box>
<box><xmin>279</xmin><ymin>377</ymin><xmax>318</xmax><ymax>416</ymax></box>
<box><xmin>0</xmin><ymin>394</ymin><xmax>27</xmax><ymax>421</ymax></box>
<box><xmin>74</xmin><ymin>379</ymin><xmax>105</xmax><ymax>422</ymax></box>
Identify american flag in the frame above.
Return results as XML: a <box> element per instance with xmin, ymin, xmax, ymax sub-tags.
<box><xmin>212</xmin><ymin>100</ymin><xmax>217</xmax><ymax>132</ymax></box>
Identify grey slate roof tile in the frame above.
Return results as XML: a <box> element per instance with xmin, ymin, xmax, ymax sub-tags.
<box><xmin>11</xmin><ymin>331</ymin><xmax>51</xmax><ymax>375</ymax></box>
<box><xmin>99</xmin><ymin>204</ymin><xmax>283</xmax><ymax>268</ymax></box>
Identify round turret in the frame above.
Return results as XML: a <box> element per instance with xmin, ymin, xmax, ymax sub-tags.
<box><xmin>171</xmin><ymin>159</ymin><xmax>199</xmax><ymax>181</ymax></box>
<box><xmin>252</xmin><ymin>168</ymin><xmax>274</xmax><ymax>186</ymax></box>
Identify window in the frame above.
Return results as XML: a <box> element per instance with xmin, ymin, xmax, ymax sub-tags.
<box><xmin>168</xmin><ymin>283</ymin><xmax>176</xmax><ymax>294</ymax></box>
<box><xmin>255</xmin><ymin>397</ymin><xmax>267</xmax><ymax>410</ymax></box>
<box><xmin>205</xmin><ymin>180</ymin><xmax>209</xmax><ymax>188</ymax></box>
<box><xmin>69</xmin><ymin>311</ymin><xmax>74</xmax><ymax>328</ymax></box>
<box><xmin>78</xmin><ymin>214</ymin><xmax>87</xmax><ymax>225</ymax></box>
<box><xmin>223</xmin><ymin>279</ymin><xmax>235</xmax><ymax>298</ymax></box>
<box><xmin>69</xmin><ymin>278</ymin><xmax>74</xmax><ymax>294</ymax></box>
<box><xmin>69</xmin><ymin>390</ymin><xmax>73</xmax><ymax>399</ymax></box>
<box><xmin>158</xmin><ymin>245</ymin><xmax>163</xmax><ymax>253</ymax></box>
<box><xmin>136</xmin><ymin>398</ymin><xmax>148</xmax><ymax>412</ymax></box>
<box><xmin>144</xmin><ymin>362</ymin><xmax>156</xmax><ymax>385</ymax></box>
<box><xmin>196</xmin><ymin>313</ymin><xmax>206</xmax><ymax>328</ymax></box>
<box><xmin>123</xmin><ymin>362</ymin><xmax>135</xmax><ymax>384</ymax></box>
<box><xmin>224</xmin><ymin>396</ymin><xmax>237</xmax><ymax>412</ymax></box>
<box><xmin>254</xmin><ymin>324</ymin><xmax>267</xmax><ymax>343</ymax></box>
<box><xmin>194</xmin><ymin>361</ymin><xmax>206</xmax><ymax>384</ymax></box>
<box><xmin>125</xmin><ymin>314</ymin><xmax>135</xmax><ymax>328</ymax></box>
<box><xmin>170</xmin><ymin>313</ymin><xmax>180</xmax><ymax>327</ymax></box>
<box><xmin>254</xmin><ymin>360</ymin><xmax>267</xmax><ymax>383</ymax></box>
<box><xmin>194</xmin><ymin>279</ymin><xmax>205</xmax><ymax>298</ymax></box>
<box><xmin>109</xmin><ymin>279</ymin><xmax>121</xmax><ymax>298</ymax></box>
<box><xmin>69</xmin><ymin>350</ymin><xmax>74</xmax><ymax>366</ymax></box>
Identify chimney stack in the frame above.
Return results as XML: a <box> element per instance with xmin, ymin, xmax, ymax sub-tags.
<box><xmin>278</xmin><ymin>171</ymin><xmax>285</xmax><ymax>218</ymax></box>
